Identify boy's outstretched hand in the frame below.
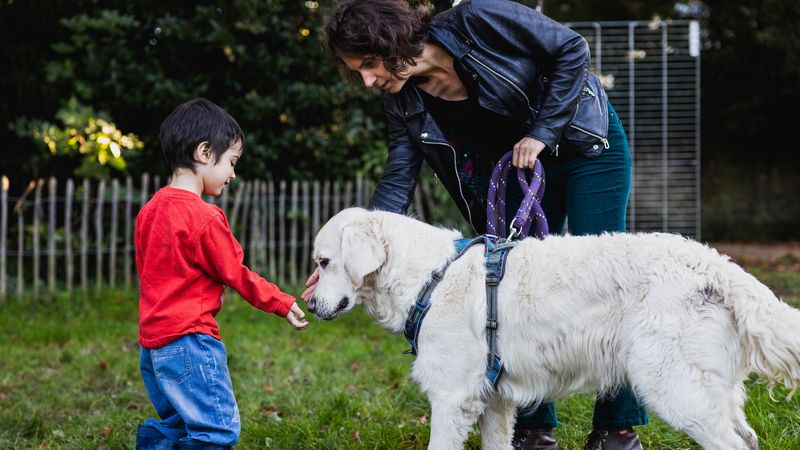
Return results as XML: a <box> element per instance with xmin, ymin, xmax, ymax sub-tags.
<box><xmin>286</xmin><ymin>302</ymin><xmax>309</xmax><ymax>330</ymax></box>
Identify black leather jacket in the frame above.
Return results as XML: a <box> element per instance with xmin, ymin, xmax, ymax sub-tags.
<box><xmin>369</xmin><ymin>0</ymin><xmax>610</xmax><ymax>233</ymax></box>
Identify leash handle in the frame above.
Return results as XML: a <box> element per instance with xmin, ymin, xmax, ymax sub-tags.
<box><xmin>486</xmin><ymin>151</ymin><xmax>548</xmax><ymax>240</ymax></box>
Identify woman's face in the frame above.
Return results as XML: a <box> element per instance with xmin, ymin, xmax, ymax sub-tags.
<box><xmin>341</xmin><ymin>55</ymin><xmax>408</xmax><ymax>94</ymax></box>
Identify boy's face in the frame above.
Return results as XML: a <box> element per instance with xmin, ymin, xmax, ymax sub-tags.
<box><xmin>200</xmin><ymin>140</ymin><xmax>242</xmax><ymax>197</ymax></box>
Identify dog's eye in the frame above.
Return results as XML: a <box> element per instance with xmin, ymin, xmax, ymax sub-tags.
<box><xmin>319</xmin><ymin>258</ymin><xmax>329</xmax><ymax>269</ymax></box>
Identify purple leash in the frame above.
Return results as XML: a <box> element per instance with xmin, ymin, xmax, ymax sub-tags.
<box><xmin>486</xmin><ymin>151</ymin><xmax>548</xmax><ymax>240</ymax></box>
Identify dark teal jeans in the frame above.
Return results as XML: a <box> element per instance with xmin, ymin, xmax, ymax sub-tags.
<box><xmin>513</xmin><ymin>102</ymin><xmax>648</xmax><ymax>430</ymax></box>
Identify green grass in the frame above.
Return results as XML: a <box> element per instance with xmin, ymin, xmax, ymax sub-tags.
<box><xmin>1</xmin><ymin>267</ymin><xmax>799</xmax><ymax>449</ymax></box>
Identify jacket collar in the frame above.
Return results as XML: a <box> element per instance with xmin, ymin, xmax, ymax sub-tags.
<box><xmin>391</xmin><ymin>84</ymin><xmax>450</xmax><ymax>144</ymax></box>
<box><xmin>428</xmin><ymin>24</ymin><xmax>472</xmax><ymax>60</ymax></box>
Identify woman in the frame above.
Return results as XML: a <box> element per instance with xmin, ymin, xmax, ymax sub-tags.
<box><xmin>307</xmin><ymin>0</ymin><xmax>646</xmax><ymax>448</ymax></box>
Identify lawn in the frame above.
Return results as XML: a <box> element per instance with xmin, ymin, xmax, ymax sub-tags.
<box><xmin>1</xmin><ymin>267</ymin><xmax>799</xmax><ymax>449</ymax></box>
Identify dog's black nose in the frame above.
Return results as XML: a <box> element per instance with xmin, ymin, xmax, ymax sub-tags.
<box><xmin>335</xmin><ymin>296</ymin><xmax>349</xmax><ymax>313</ymax></box>
<box><xmin>307</xmin><ymin>297</ymin><xmax>317</xmax><ymax>313</ymax></box>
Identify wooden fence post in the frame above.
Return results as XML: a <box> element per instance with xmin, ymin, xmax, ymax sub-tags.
<box><xmin>95</xmin><ymin>180</ymin><xmax>106</xmax><ymax>292</ymax></box>
<box><xmin>81</xmin><ymin>179</ymin><xmax>90</xmax><ymax>292</ymax></box>
<box><xmin>17</xmin><ymin>194</ymin><xmax>24</xmax><ymax>298</ymax></box>
<box><xmin>268</xmin><ymin>181</ymin><xmax>276</xmax><ymax>281</ymax></box>
<box><xmin>311</xmin><ymin>181</ymin><xmax>321</xmax><ymax>257</ymax></box>
<box><xmin>47</xmin><ymin>177</ymin><xmax>56</xmax><ymax>296</ymax></box>
<box><xmin>301</xmin><ymin>181</ymin><xmax>311</xmax><ymax>276</ymax></box>
<box><xmin>240</xmin><ymin>182</ymin><xmax>252</xmax><ymax>245</ymax></box>
<box><xmin>248</xmin><ymin>181</ymin><xmax>258</xmax><ymax>270</ymax></box>
<box><xmin>0</xmin><ymin>176</ymin><xmax>7</xmax><ymax>299</ymax></box>
<box><xmin>278</xmin><ymin>181</ymin><xmax>286</xmax><ymax>284</ymax></box>
<box><xmin>229</xmin><ymin>182</ymin><xmax>244</xmax><ymax>238</ymax></box>
<box><xmin>65</xmin><ymin>179</ymin><xmax>74</xmax><ymax>294</ymax></box>
<box><xmin>290</xmin><ymin>180</ymin><xmax>299</xmax><ymax>286</ymax></box>
<box><xmin>322</xmin><ymin>181</ymin><xmax>331</xmax><ymax>229</ymax></box>
<box><xmin>15</xmin><ymin>180</ymin><xmax>35</xmax><ymax>297</ymax></box>
<box><xmin>108</xmin><ymin>179</ymin><xmax>118</xmax><ymax>289</ymax></box>
<box><xmin>33</xmin><ymin>179</ymin><xmax>42</xmax><ymax>298</ymax></box>
<box><xmin>124</xmin><ymin>176</ymin><xmax>132</xmax><ymax>290</ymax></box>
<box><xmin>343</xmin><ymin>180</ymin><xmax>352</xmax><ymax>210</ymax></box>
<box><xmin>259</xmin><ymin>181</ymin><xmax>268</xmax><ymax>274</ymax></box>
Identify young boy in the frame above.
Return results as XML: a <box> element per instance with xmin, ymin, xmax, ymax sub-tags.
<box><xmin>135</xmin><ymin>98</ymin><xmax>308</xmax><ymax>450</ymax></box>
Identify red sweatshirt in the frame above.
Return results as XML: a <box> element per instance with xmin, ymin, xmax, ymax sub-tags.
<box><xmin>136</xmin><ymin>186</ymin><xmax>294</xmax><ymax>348</ymax></box>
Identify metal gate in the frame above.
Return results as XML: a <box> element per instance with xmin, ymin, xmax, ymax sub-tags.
<box><xmin>567</xmin><ymin>20</ymin><xmax>702</xmax><ymax>238</ymax></box>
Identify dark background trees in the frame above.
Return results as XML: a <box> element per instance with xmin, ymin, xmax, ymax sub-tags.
<box><xmin>1</xmin><ymin>0</ymin><xmax>797</xmax><ymax>240</ymax></box>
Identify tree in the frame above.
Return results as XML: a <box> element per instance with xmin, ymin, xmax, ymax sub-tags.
<box><xmin>0</xmin><ymin>0</ymin><xmax>387</xmax><ymax>185</ymax></box>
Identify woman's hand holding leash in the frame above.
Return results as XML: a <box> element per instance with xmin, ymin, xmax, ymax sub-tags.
<box><xmin>512</xmin><ymin>137</ymin><xmax>547</xmax><ymax>169</ymax></box>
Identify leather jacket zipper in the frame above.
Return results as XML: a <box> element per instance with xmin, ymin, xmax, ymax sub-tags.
<box><xmin>469</xmin><ymin>53</ymin><xmax>608</xmax><ymax>149</ymax></box>
<box><xmin>466</xmin><ymin>53</ymin><xmax>533</xmax><ymax>111</ymax></box>
<box><xmin>569</xmin><ymin>124</ymin><xmax>610</xmax><ymax>148</ymax></box>
<box><xmin>567</xmin><ymin>85</ymin><xmax>609</xmax><ymax>148</ymax></box>
<box><xmin>421</xmin><ymin>136</ymin><xmax>477</xmax><ymax>233</ymax></box>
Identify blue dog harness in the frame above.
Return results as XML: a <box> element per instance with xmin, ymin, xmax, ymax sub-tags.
<box><xmin>403</xmin><ymin>235</ymin><xmax>517</xmax><ymax>388</ymax></box>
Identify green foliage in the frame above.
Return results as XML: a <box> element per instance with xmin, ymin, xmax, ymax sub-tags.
<box><xmin>0</xmin><ymin>1</ymin><xmax>387</xmax><ymax>183</ymax></box>
<box><xmin>11</xmin><ymin>97</ymin><xmax>143</xmax><ymax>180</ymax></box>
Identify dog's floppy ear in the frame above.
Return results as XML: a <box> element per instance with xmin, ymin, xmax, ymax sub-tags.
<box><xmin>341</xmin><ymin>218</ymin><xmax>385</xmax><ymax>287</ymax></box>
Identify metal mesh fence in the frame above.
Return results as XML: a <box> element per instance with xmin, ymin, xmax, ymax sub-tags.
<box><xmin>568</xmin><ymin>19</ymin><xmax>702</xmax><ymax>238</ymax></box>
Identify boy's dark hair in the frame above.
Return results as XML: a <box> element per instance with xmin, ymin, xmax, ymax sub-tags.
<box><xmin>159</xmin><ymin>98</ymin><xmax>245</xmax><ymax>173</ymax></box>
<box><xmin>324</xmin><ymin>0</ymin><xmax>431</xmax><ymax>78</ymax></box>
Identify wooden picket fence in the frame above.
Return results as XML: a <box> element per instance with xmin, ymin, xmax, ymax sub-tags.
<box><xmin>0</xmin><ymin>174</ymin><xmax>445</xmax><ymax>299</ymax></box>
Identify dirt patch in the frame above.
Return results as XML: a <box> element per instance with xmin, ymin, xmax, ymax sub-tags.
<box><xmin>707</xmin><ymin>241</ymin><xmax>800</xmax><ymax>271</ymax></box>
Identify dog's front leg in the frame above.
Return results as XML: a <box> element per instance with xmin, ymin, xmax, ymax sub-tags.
<box><xmin>427</xmin><ymin>393</ymin><xmax>483</xmax><ymax>450</ymax></box>
<box><xmin>479</xmin><ymin>394</ymin><xmax>516</xmax><ymax>450</ymax></box>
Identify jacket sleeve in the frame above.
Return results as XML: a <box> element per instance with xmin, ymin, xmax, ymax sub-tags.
<box><xmin>193</xmin><ymin>213</ymin><xmax>294</xmax><ymax>317</ymax></box>
<box><xmin>466</xmin><ymin>0</ymin><xmax>589</xmax><ymax>150</ymax></box>
<box><xmin>367</xmin><ymin>95</ymin><xmax>424</xmax><ymax>213</ymax></box>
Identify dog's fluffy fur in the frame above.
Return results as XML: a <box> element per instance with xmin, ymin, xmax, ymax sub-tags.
<box><xmin>309</xmin><ymin>208</ymin><xmax>800</xmax><ymax>450</ymax></box>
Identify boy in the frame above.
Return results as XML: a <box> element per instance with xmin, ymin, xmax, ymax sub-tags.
<box><xmin>135</xmin><ymin>98</ymin><xmax>308</xmax><ymax>450</ymax></box>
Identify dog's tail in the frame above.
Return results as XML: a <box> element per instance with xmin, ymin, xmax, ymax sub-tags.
<box><xmin>726</xmin><ymin>262</ymin><xmax>800</xmax><ymax>397</ymax></box>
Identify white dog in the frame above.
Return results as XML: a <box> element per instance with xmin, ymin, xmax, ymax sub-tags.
<box><xmin>308</xmin><ymin>207</ymin><xmax>800</xmax><ymax>450</ymax></box>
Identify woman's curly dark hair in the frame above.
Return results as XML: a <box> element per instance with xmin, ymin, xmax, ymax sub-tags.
<box><xmin>324</xmin><ymin>0</ymin><xmax>432</xmax><ymax>78</ymax></box>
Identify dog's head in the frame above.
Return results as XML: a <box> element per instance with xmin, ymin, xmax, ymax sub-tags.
<box><xmin>308</xmin><ymin>208</ymin><xmax>386</xmax><ymax>320</ymax></box>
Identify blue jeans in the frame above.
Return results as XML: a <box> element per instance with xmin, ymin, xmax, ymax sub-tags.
<box><xmin>514</xmin><ymin>103</ymin><xmax>648</xmax><ymax>430</ymax></box>
<box><xmin>137</xmin><ymin>333</ymin><xmax>240</xmax><ymax>449</ymax></box>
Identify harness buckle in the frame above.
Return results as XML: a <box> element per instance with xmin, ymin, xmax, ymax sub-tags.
<box><xmin>486</xmin><ymin>275</ymin><xmax>500</xmax><ymax>285</ymax></box>
<box><xmin>486</xmin><ymin>319</ymin><xmax>498</xmax><ymax>330</ymax></box>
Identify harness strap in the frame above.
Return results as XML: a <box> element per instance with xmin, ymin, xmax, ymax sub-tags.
<box><xmin>484</xmin><ymin>236</ymin><xmax>516</xmax><ymax>388</ymax></box>
<box><xmin>404</xmin><ymin>237</ymin><xmax>484</xmax><ymax>356</ymax></box>
<box><xmin>403</xmin><ymin>235</ymin><xmax>516</xmax><ymax>390</ymax></box>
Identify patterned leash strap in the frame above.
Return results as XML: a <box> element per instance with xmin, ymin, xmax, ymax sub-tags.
<box><xmin>486</xmin><ymin>150</ymin><xmax>548</xmax><ymax>239</ymax></box>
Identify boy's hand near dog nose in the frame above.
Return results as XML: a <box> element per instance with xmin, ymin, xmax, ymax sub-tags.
<box><xmin>286</xmin><ymin>302</ymin><xmax>309</xmax><ymax>330</ymax></box>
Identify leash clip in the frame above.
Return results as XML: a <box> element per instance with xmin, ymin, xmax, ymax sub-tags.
<box><xmin>508</xmin><ymin>218</ymin><xmax>521</xmax><ymax>240</ymax></box>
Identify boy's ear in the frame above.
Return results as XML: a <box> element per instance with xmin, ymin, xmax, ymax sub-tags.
<box><xmin>194</xmin><ymin>142</ymin><xmax>212</xmax><ymax>164</ymax></box>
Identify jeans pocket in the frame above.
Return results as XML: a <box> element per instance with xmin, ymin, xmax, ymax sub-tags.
<box><xmin>152</xmin><ymin>346</ymin><xmax>192</xmax><ymax>384</ymax></box>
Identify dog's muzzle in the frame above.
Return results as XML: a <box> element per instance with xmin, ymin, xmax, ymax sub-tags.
<box><xmin>308</xmin><ymin>296</ymin><xmax>350</xmax><ymax>320</ymax></box>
